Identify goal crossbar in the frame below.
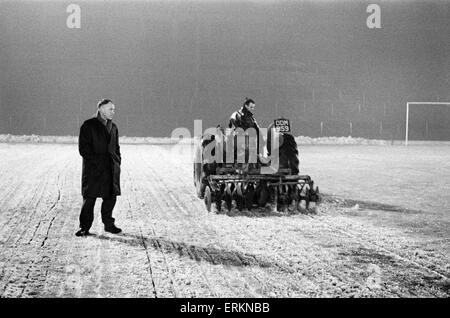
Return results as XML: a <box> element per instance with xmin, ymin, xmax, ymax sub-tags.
<box><xmin>405</xmin><ymin>102</ymin><xmax>450</xmax><ymax>146</ymax></box>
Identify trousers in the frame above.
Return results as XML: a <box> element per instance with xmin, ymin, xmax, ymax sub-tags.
<box><xmin>79</xmin><ymin>196</ymin><xmax>116</xmax><ymax>231</ymax></box>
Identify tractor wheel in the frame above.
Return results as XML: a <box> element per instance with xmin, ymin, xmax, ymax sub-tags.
<box><xmin>276</xmin><ymin>185</ymin><xmax>287</xmax><ymax>212</ymax></box>
<box><xmin>315</xmin><ymin>186</ymin><xmax>321</xmax><ymax>203</ymax></box>
<box><xmin>280</xmin><ymin>134</ymin><xmax>299</xmax><ymax>175</ymax></box>
<box><xmin>204</xmin><ymin>186</ymin><xmax>212</xmax><ymax>212</ymax></box>
<box><xmin>196</xmin><ymin>178</ymin><xmax>206</xmax><ymax>199</ymax></box>
<box><xmin>223</xmin><ymin>184</ymin><xmax>232</xmax><ymax>211</ymax></box>
<box><xmin>286</xmin><ymin>185</ymin><xmax>295</xmax><ymax>206</ymax></box>
<box><xmin>193</xmin><ymin>138</ymin><xmax>203</xmax><ymax>186</ymax></box>
<box><xmin>234</xmin><ymin>184</ymin><xmax>244</xmax><ymax>211</ymax></box>
<box><xmin>224</xmin><ymin>193</ymin><xmax>232</xmax><ymax>211</ymax></box>
<box><xmin>245</xmin><ymin>185</ymin><xmax>256</xmax><ymax>211</ymax></box>
<box><xmin>214</xmin><ymin>190</ymin><xmax>222</xmax><ymax>213</ymax></box>
<box><xmin>257</xmin><ymin>184</ymin><xmax>269</xmax><ymax>207</ymax></box>
<box><xmin>193</xmin><ymin>163</ymin><xmax>201</xmax><ymax>187</ymax></box>
<box><xmin>235</xmin><ymin>196</ymin><xmax>244</xmax><ymax>211</ymax></box>
<box><xmin>294</xmin><ymin>199</ymin><xmax>300</xmax><ymax>212</ymax></box>
<box><xmin>293</xmin><ymin>186</ymin><xmax>301</xmax><ymax>211</ymax></box>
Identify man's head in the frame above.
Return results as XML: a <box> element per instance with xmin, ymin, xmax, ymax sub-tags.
<box><xmin>243</xmin><ymin>98</ymin><xmax>255</xmax><ymax>112</ymax></box>
<box><xmin>97</xmin><ymin>98</ymin><xmax>115</xmax><ymax>120</ymax></box>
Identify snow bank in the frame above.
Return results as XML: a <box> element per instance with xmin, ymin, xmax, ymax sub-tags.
<box><xmin>0</xmin><ymin>134</ymin><xmax>78</xmax><ymax>144</ymax></box>
<box><xmin>0</xmin><ymin>134</ymin><xmax>393</xmax><ymax>145</ymax></box>
<box><xmin>0</xmin><ymin>134</ymin><xmax>190</xmax><ymax>145</ymax></box>
<box><xmin>294</xmin><ymin>136</ymin><xmax>390</xmax><ymax>145</ymax></box>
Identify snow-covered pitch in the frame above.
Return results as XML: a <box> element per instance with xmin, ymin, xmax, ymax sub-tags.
<box><xmin>0</xmin><ymin>141</ymin><xmax>448</xmax><ymax>297</ymax></box>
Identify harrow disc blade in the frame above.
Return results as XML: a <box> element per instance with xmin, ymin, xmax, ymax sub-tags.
<box><xmin>233</xmin><ymin>185</ymin><xmax>244</xmax><ymax>212</ymax></box>
<box><xmin>257</xmin><ymin>183</ymin><xmax>269</xmax><ymax>207</ymax></box>
<box><xmin>245</xmin><ymin>186</ymin><xmax>256</xmax><ymax>211</ymax></box>
<box><xmin>224</xmin><ymin>193</ymin><xmax>232</xmax><ymax>211</ymax></box>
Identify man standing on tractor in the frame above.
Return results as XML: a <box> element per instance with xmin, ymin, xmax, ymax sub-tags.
<box><xmin>229</xmin><ymin>97</ymin><xmax>260</xmax><ymax>133</ymax></box>
<box><xmin>229</xmin><ymin>98</ymin><xmax>264</xmax><ymax>164</ymax></box>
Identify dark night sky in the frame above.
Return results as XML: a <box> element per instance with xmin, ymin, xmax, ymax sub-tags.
<box><xmin>1</xmin><ymin>0</ymin><xmax>449</xmax><ymax>139</ymax></box>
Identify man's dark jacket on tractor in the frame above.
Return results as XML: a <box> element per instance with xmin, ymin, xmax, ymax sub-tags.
<box><xmin>79</xmin><ymin>112</ymin><xmax>121</xmax><ymax>198</ymax></box>
<box><xmin>229</xmin><ymin>106</ymin><xmax>260</xmax><ymax>133</ymax></box>
<box><xmin>229</xmin><ymin>105</ymin><xmax>263</xmax><ymax>159</ymax></box>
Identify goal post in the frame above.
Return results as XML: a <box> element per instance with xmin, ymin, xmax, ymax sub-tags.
<box><xmin>405</xmin><ymin>102</ymin><xmax>450</xmax><ymax>146</ymax></box>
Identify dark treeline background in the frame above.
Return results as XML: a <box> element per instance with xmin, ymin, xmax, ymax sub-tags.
<box><xmin>1</xmin><ymin>0</ymin><xmax>449</xmax><ymax>139</ymax></box>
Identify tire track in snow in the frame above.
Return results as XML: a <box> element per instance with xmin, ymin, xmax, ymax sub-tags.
<box><xmin>123</xmin><ymin>170</ymin><xmax>159</xmax><ymax>297</ymax></box>
<box><xmin>307</xmin><ymin>212</ymin><xmax>449</xmax><ymax>282</ymax></box>
<box><xmin>130</xmin><ymin>147</ymin><xmax>224</xmax><ymax>297</ymax></box>
<box><xmin>1</xmin><ymin>156</ymin><xmax>70</xmax><ymax>297</ymax></box>
<box><xmin>124</xmin><ymin>168</ymin><xmax>175</xmax><ymax>297</ymax></box>
<box><xmin>138</xmin><ymin>146</ymin><xmax>275</xmax><ymax>297</ymax></box>
<box><xmin>148</xmin><ymin>145</ymin><xmax>408</xmax><ymax>297</ymax></box>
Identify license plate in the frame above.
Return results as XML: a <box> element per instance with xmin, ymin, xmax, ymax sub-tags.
<box><xmin>274</xmin><ymin>118</ymin><xmax>291</xmax><ymax>133</ymax></box>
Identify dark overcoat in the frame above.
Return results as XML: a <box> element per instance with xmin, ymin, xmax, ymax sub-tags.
<box><xmin>78</xmin><ymin>116</ymin><xmax>121</xmax><ymax>198</ymax></box>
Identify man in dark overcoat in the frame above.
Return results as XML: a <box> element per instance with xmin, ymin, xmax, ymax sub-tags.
<box><xmin>75</xmin><ymin>98</ymin><xmax>122</xmax><ymax>236</ymax></box>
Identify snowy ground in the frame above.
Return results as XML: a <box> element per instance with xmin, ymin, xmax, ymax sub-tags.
<box><xmin>0</xmin><ymin>143</ymin><xmax>448</xmax><ymax>297</ymax></box>
<box><xmin>0</xmin><ymin>133</ymin><xmax>397</xmax><ymax>145</ymax></box>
